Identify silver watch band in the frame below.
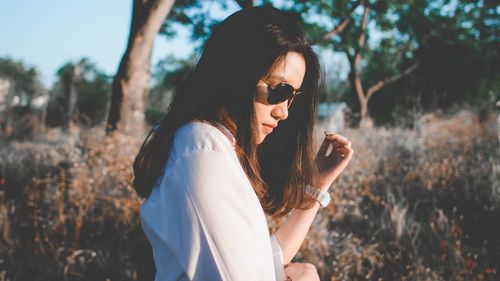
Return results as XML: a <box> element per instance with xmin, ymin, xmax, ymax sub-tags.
<box><xmin>305</xmin><ymin>184</ymin><xmax>331</xmax><ymax>208</ymax></box>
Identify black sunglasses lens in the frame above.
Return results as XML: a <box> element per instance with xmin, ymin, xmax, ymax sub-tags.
<box><xmin>267</xmin><ymin>83</ymin><xmax>294</xmax><ymax>104</ymax></box>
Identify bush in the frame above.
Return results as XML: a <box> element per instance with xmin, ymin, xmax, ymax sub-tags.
<box><xmin>1</xmin><ymin>110</ymin><xmax>498</xmax><ymax>280</ymax></box>
<box><xmin>275</xmin><ymin>109</ymin><xmax>499</xmax><ymax>280</ymax></box>
<box><xmin>0</xmin><ymin>127</ymin><xmax>154</xmax><ymax>281</ymax></box>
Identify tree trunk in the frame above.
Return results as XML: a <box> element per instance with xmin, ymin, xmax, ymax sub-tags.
<box><xmin>67</xmin><ymin>64</ymin><xmax>81</xmax><ymax>131</ymax></box>
<box><xmin>106</xmin><ymin>0</ymin><xmax>175</xmax><ymax>136</ymax></box>
<box><xmin>347</xmin><ymin>54</ymin><xmax>372</xmax><ymax>128</ymax></box>
<box><xmin>0</xmin><ymin>79</ymin><xmax>13</xmax><ymax>135</ymax></box>
<box><xmin>346</xmin><ymin>5</ymin><xmax>373</xmax><ymax>128</ymax></box>
<box><xmin>348</xmin><ymin>60</ymin><xmax>368</xmax><ymax>116</ymax></box>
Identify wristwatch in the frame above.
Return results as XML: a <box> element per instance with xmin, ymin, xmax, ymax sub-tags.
<box><xmin>305</xmin><ymin>184</ymin><xmax>331</xmax><ymax>208</ymax></box>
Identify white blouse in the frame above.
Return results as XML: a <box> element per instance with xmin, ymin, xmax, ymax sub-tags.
<box><xmin>140</xmin><ymin>121</ymin><xmax>287</xmax><ymax>281</ymax></box>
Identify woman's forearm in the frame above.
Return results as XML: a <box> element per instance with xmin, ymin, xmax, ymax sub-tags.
<box><xmin>274</xmin><ymin>184</ymin><xmax>330</xmax><ymax>265</ymax></box>
<box><xmin>274</xmin><ymin>202</ymin><xmax>321</xmax><ymax>264</ymax></box>
<box><xmin>274</xmin><ymin>132</ymin><xmax>353</xmax><ymax>265</ymax></box>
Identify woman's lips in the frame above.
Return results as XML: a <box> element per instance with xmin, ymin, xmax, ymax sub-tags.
<box><xmin>262</xmin><ymin>124</ymin><xmax>275</xmax><ymax>134</ymax></box>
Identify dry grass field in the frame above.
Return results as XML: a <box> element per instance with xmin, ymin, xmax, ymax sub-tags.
<box><xmin>1</xmin><ymin>109</ymin><xmax>498</xmax><ymax>281</ymax></box>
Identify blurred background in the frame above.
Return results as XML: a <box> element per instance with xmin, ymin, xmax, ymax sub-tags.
<box><xmin>0</xmin><ymin>0</ymin><xmax>498</xmax><ymax>280</ymax></box>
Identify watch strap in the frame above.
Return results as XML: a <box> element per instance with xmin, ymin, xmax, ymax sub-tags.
<box><xmin>305</xmin><ymin>184</ymin><xmax>331</xmax><ymax>208</ymax></box>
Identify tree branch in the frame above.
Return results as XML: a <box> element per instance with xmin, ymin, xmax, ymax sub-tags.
<box><xmin>234</xmin><ymin>0</ymin><xmax>253</xmax><ymax>9</ymax></box>
<box><xmin>358</xmin><ymin>5</ymin><xmax>369</xmax><ymax>49</ymax></box>
<box><xmin>366</xmin><ymin>62</ymin><xmax>420</xmax><ymax>100</ymax></box>
<box><xmin>322</xmin><ymin>1</ymin><xmax>362</xmax><ymax>40</ymax></box>
<box><xmin>323</xmin><ymin>17</ymin><xmax>351</xmax><ymax>40</ymax></box>
<box><xmin>350</xmin><ymin>4</ymin><xmax>369</xmax><ymax>75</ymax></box>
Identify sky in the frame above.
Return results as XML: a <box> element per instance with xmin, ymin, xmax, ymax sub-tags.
<box><xmin>0</xmin><ymin>0</ymin><xmax>198</xmax><ymax>87</ymax></box>
<box><xmin>0</xmin><ymin>1</ymin><xmax>348</xmax><ymax>88</ymax></box>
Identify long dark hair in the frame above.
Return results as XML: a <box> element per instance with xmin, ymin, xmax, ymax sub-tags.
<box><xmin>133</xmin><ymin>5</ymin><xmax>322</xmax><ymax>218</ymax></box>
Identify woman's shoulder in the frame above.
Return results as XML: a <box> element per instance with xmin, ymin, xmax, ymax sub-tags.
<box><xmin>172</xmin><ymin>120</ymin><xmax>233</xmax><ymax>156</ymax></box>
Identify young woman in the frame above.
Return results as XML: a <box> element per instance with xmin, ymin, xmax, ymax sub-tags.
<box><xmin>133</xmin><ymin>5</ymin><xmax>353</xmax><ymax>281</ymax></box>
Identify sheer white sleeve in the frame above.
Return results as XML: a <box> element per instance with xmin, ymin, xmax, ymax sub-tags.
<box><xmin>270</xmin><ymin>233</ymin><xmax>287</xmax><ymax>281</ymax></box>
<box><xmin>140</xmin><ymin>148</ymin><xmax>277</xmax><ymax>281</ymax></box>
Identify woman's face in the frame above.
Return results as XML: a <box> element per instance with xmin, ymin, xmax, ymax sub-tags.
<box><xmin>254</xmin><ymin>51</ymin><xmax>306</xmax><ymax>144</ymax></box>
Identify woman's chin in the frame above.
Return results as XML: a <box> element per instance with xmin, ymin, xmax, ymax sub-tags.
<box><xmin>256</xmin><ymin>133</ymin><xmax>266</xmax><ymax>144</ymax></box>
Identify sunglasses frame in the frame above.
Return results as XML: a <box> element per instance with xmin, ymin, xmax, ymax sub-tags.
<box><xmin>258</xmin><ymin>79</ymin><xmax>302</xmax><ymax>108</ymax></box>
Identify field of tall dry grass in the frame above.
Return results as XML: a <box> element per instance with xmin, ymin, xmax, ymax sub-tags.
<box><xmin>1</xmin><ymin>110</ymin><xmax>498</xmax><ymax>281</ymax></box>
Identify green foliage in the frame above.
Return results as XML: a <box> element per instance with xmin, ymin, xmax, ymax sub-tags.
<box><xmin>0</xmin><ymin>57</ymin><xmax>45</xmax><ymax>107</ymax></box>
<box><xmin>160</xmin><ymin>0</ymin><xmax>233</xmax><ymax>50</ymax></box>
<box><xmin>45</xmin><ymin>58</ymin><xmax>111</xmax><ymax>127</ymax></box>
<box><xmin>146</xmin><ymin>54</ymin><xmax>197</xmax><ymax>125</ymax></box>
<box><xmin>368</xmin><ymin>0</ymin><xmax>500</xmax><ymax>125</ymax></box>
<box><xmin>0</xmin><ymin>58</ymin><xmax>46</xmax><ymax>139</ymax></box>
<box><xmin>284</xmin><ymin>0</ymin><xmax>499</xmax><ymax>125</ymax></box>
<box><xmin>152</xmin><ymin>53</ymin><xmax>197</xmax><ymax>92</ymax></box>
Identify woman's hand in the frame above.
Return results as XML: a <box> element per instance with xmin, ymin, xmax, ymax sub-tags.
<box><xmin>284</xmin><ymin>262</ymin><xmax>320</xmax><ymax>281</ymax></box>
<box><xmin>314</xmin><ymin>132</ymin><xmax>354</xmax><ymax>189</ymax></box>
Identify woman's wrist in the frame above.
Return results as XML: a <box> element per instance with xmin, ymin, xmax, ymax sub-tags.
<box><xmin>305</xmin><ymin>184</ymin><xmax>331</xmax><ymax>208</ymax></box>
<box><xmin>309</xmin><ymin>183</ymin><xmax>330</xmax><ymax>193</ymax></box>
<box><xmin>315</xmin><ymin>180</ymin><xmax>333</xmax><ymax>193</ymax></box>
<box><xmin>319</xmin><ymin>183</ymin><xmax>331</xmax><ymax>193</ymax></box>
<box><xmin>316</xmin><ymin>172</ymin><xmax>338</xmax><ymax>192</ymax></box>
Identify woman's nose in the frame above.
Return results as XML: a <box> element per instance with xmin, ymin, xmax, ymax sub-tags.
<box><xmin>271</xmin><ymin>101</ymin><xmax>289</xmax><ymax>121</ymax></box>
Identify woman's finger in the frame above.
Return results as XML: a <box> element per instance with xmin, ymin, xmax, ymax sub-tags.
<box><xmin>329</xmin><ymin>144</ymin><xmax>351</xmax><ymax>156</ymax></box>
<box><xmin>321</xmin><ymin>141</ymin><xmax>350</xmax><ymax>158</ymax></box>
<box><xmin>325</xmin><ymin>133</ymin><xmax>351</xmax><ymax>147</ymax></box>
<box><xmin>324</xmin><ymin>131</ymin><xmax>346</xmax><ymax>140</ymax></box>
<box><xmin>334</xmin><ymin>147</ymin><xmax>349</xmax><ymax>157</ymax></box>
<box><xmin>317</xmin><ymin>137</ymin><xmax>333</xmax><ymax>156</ymax></box>
<box><xmin>333</xmin><ymin>146</ymin><xmax>353</xmax><ymax>159</ymax></box>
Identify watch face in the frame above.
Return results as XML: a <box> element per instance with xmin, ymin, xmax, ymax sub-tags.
<box><xmin>319</xmin><ymin>193</ymin><xmax>331</xmax><ymax>208</ymax></box>
<box><xmin>322</xmin><ymin>197</ymin><xmax>331</xmax><ymax>207</ymax></box>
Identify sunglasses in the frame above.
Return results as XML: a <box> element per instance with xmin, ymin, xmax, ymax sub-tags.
<box><xmin>255</xmin><ymin>79</ymin><xmax>302</xmax><ymax>108</ymax></box>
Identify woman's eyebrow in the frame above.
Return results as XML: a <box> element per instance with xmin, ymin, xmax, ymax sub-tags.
<box><xmin>268</xmin><ymin>75</ymin><xmax>290</xmax><ymax>83</ymax></box>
